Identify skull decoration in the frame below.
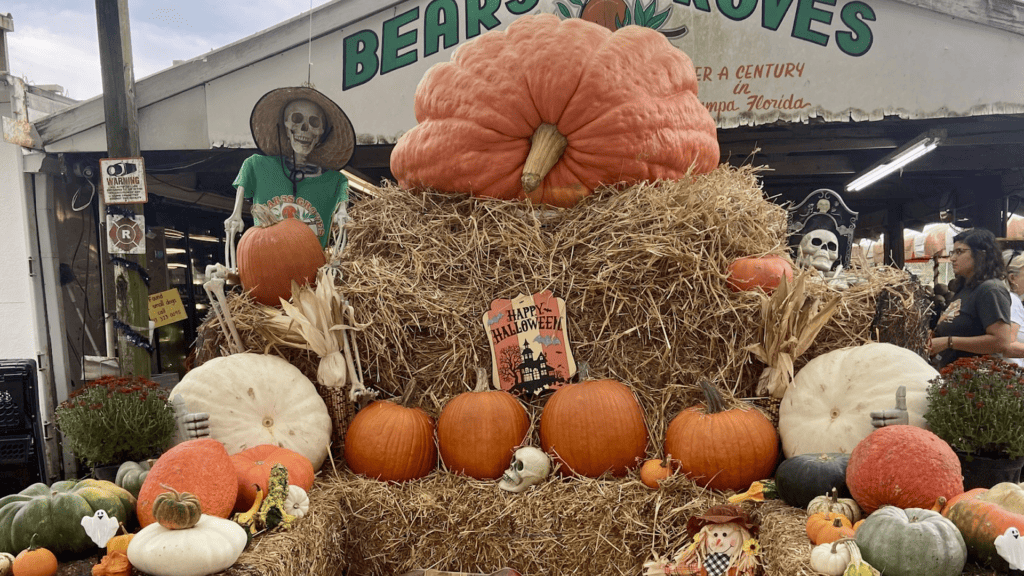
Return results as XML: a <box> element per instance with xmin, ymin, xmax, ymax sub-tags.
<box><xmin>797</xmin><ymin>229</ymin><xmax>839</xmax><ymax>272</ymax></box>
<box><xmin>498</xmin><ymin>446</ymin><xmax>551</xmax><ymax>493</ymax></box>
<box><xmin>283</xmin><ymin>99</ymin><xmax>326</xmax><ymax>164</ymax></box>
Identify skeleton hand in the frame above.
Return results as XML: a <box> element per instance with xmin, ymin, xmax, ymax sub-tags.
<box><xmin>870</xmin><ymin>385</ymin><xmax>908</xmax><ymax>428</ymax></box>
<box><xmin>172</xmin><ymin>395</ymin><xmax>211</xmax><ymax>442</ymax></box>
<box><xmin>224</xmin><ymin>213</ymin><xmax>245</xmax><ymax>270</ymax></box>
<box><xmin>328</xmin><ymin>204</ymin><xmax>351</xmax><ymax>266</ymax></box>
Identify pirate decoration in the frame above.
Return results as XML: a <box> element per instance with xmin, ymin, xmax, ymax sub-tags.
<box><xmin>787</xmin><ymin>188</ymin><xmax>858</xmax><ymax>274</ymax></box>
<box><xmin>498</xmin><ymin>446</ymin><xmax>551</xmax><ymax>494</ymax></box>
<box><xmin>483</xmin><ymin>290</ymin><xmax>576</xmax><ymax>397</ymax></box>
<box><xmin>644</xmin><ymin>505</ymin><xmax>761</xmax><ymax>576</ymax></box>
<box><xmin>224</xmin><ymin>85</ymin><xmax>357</xmax><ymax>269</ymax></box>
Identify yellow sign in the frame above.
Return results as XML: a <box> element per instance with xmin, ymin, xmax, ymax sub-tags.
<box><xmin>148</xmin><ymin>289</ymin><xmax>187</xmax><ymax>328</ymax></box>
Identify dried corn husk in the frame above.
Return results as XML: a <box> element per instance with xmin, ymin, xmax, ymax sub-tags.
<box><xmin>260</xmin><ymin>267</ymin><xmax>374</xmax><ymax>404</ymax></box>
<box><xmin>744</xmin><ymin>270</ymin><xmax>841</xmax><ymax>399</ymax></box>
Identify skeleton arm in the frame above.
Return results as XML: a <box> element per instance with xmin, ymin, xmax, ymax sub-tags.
<box><xmin>329</xmin><ymin>201</ymin><xmax>350</xmax><ymax>264</ymax></box>
<box><xmin>224</xmin><ymin>186</ymin><xmax>247</xmax><ymax>271</ymax></box>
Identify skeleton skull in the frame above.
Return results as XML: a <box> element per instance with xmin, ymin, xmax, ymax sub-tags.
<box><xmin>498</xmin><ymin>446</ymin><xmax>550</xmax><ymax>493</ymax></box>
<box><xmin>283</xmin><ymin>99</ymin><xmax>326</xmax><ymax>164</ymax></box>
<box><xmin>797</xmin><ymin>229</ymin><xmax>840</xmax><ymax>272</ymax></box>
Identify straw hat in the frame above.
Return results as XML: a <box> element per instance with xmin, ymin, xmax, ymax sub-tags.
<box><xmin>249</xmin><ymin>86</ymin><xmax>355</xmax><ymax>171</ymax></box>
<box><xmin>686</xmin><ymin>505</ymin><xmax>759</xmax><ymax>538</ymax></box>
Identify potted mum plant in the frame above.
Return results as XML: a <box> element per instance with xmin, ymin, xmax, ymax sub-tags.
<box><xmin>924</xmin><ymin>355</ymin><xmax>1024</xmax><ymax>490</ymax></box>
<box><xmin>55</xmin><ymin>375</ymin><xmax>177</xmax><ymax>479</ymax></box>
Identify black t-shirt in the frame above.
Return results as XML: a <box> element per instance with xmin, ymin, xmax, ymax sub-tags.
<box><xmin>934</xmin><ymin>278</ymin><xmax>1011</xmax><ymax>367</ymax></box>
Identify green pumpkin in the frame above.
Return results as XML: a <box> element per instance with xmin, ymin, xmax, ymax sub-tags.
<box><xmin>0</xmin><ymin>479</ymin><xmax>136</xmax><ymax>556</ymax></box>
<box><xmin>115</xmin><ymin>459</ymin><xmax>156</xmax><ymax>498</ymax></box>
<box><xmin>855</xmin><ymin>506</ymin><xmax>966</xmax><ymax>576</ymax></box>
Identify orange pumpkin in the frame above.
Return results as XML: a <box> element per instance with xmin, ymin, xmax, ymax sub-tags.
<box><xmin>539</xmin><ymin>377</ymin><xmax>648</xmax><ymax>478</ymax></box>
<box><xmin>390</xmin><ymin>13</ymin><xmax>719</xmax><ymax>209</ymax></box>
<box><xmin>727</xmin><ymin>255</ymin><xmax>793</xmax><ymax>293</ymax></box>
<box><xmin>344</xmin><ymin>381</ymin><xmax>437</xmax><ymax>482</ymax></box>
<box><xmin>231</xmin><ymin>444</ymin><xmax>316</xmax><ymax>512</ymax></box>
<box><xmin>806</xmin><ymin>513</ymin><xmax>854</xmax><ymax>545</ymax></box>
<box><xmin>237</xmin><ymin>204</ymin><xmax>326</xmax><ymax>307</ymax></box>
<box><xmin>105</xmin><ymin>533</ymin><xmax>134</xmax><ymax>555</ymax></box>
<box><xmin>437</xmin><ymin>368</ymin><xmax>530</xmax><ymax>480</ymax></box>
<box><xmin>944</xmin><ymin>483</ymin><xmax>1024</xmax><ymax>568</ymax></box>
<box><xmin>639</xmin><ymin>458</ymin><xmax>675</xmax><ymax>489</ymax></box>
<box><xmin>136</xmin><ymin>438</ymin><xmax>239</xmax><ymax>527</ymax></box>
<box><xmin>11</xmin><ymin>537</ymin><xmax>57</xmax><ymax>576</ymax></box>
<box><xmin>664</xmin><ymin>381</ymin><xmax>779</xmax><ymax>491</ymax></box>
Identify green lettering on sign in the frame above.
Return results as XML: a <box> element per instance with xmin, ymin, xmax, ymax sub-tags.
<box><xmin>761</xmin><ymin>0</ymin><xmax>794</xmax><ymax>30</ymax></box>
<box><xmin>673</xmin><ymin>0</ymin><xmax>712</xmax><ymax>11</ymax></box>
<box><xmin>717</xmin><ymin>0</ymin><xmax>757</xmax><ymax>21</ymax></box>
<box><xmin>837</xmin><ymin>1</ymin><xmax>875</xmax><ymax>56</ymax></box>
<box><xmin>505</xmin><ymin>0</ymin><xmax>539</xmax><ymax>15</ymax></box>
<box><xmin>343</xmin><ymin>31</ymin><xmax>379</xmax><ymax>90</ymax></box>
<box><xmin>382</xmin><ymin>7</ymin><xmax>419</xmax><ymax>75</ymax></box>
<box><xmin>424</xmin><ymin>0</ymin><xmax>459</xmax><ymax>57</ymax></box>
<box><xmin>466</xmin><ymin>0</ymin><xmax>502</xmax><ymax>39</ymax></box>
<box><xmin>792</xmin><ymin>0</ymin><xmax>834</xmax><ymax>46</ymax></box>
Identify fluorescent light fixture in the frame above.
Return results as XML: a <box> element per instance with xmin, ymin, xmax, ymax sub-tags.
<box><xmin>846</xmin><ymin>130</ymin><xmax>945</xmax><ymax>192</ymax></box>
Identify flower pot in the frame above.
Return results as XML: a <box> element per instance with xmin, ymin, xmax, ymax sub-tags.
<box><xmin>91</xmin><ymin>464</ymin><xmax>121</xmax><ymax>482</ymax></box>
<box><xmin>955</xmin><ymin>449</ymin><xmax>1024</xmax><ymax>491</ymax></box>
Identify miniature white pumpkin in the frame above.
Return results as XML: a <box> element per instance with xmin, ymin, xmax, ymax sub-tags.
<box><xmin>126</xmin><ymin>514</ymin><xmax>247</xmax><ymax>576</ymax></box>
<box><xmin>285</xmin><ymin>484</ymin><xmax>310</xmax><ymax>518</ymax></box>
<box><xmin>0</xmin><ymin>552</ymin><xmax>14</xmax><ymax>576</ymax></box>
<box><xmin>170</xmin><ymin>353</ymin><xmax>332</xmax><ymax>470</ymax></box>
<box><xmin>810</xmin><ymin>538</ymin><xmax>855</xmax><ymax>576</ymax></box>
<box><xmin>778</xmin><ymin>343</ymin><xmax>937</xmax><ymax>457</ymax></box>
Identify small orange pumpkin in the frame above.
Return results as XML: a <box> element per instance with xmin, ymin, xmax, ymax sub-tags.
<box><xmin>231</xmin><ymin>444</ymin><xmax>316</xmax><ymax>512</ymax></box>
<box><xmin>237</xmin><ymin>204</ymin><xmax>326</xmax><ymax>307</ymax></box>
<box><xmin>806</xmin><ymin>513</ymin><xmax>853</xmax><ymax>545</ymax></box>
<box><xmin>344</xmin><ymin>380</ymin><xmax>437</xmax><ymax>482</ymax></box>
<box><xmin>727</xmin><ymin>255</ymin><xmax>793</xmax><ymax>293</ymax></box>
<box><xmin>437</xmin><ymin>368</ymin><xmax>530</xmax><ymax>480</ymax></box>
<box><xmin>105</xmin><ymin>532</ymin><xmax>134</xmax><ymax>555</ymax></box>
<box><xmin>639</xmin><ymin>457</ymin><xmax>675</xmax><ymax>489</ymax></box>
<box><xmin>11</xmin><ymin>535</ymin><xmax>57</xmax><ymax>576</ymax></box>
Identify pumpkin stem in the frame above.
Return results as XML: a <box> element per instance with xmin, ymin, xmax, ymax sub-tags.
<box><xmin>400</xmin><ymin>377</ymin><xmax>419</xmax><ymax>407</ymax></box>
<box><xmin>521</xmin><ymin>123</ymin><xmax>568</xmax><ymax>194</ymax></box>
<box><xmin>473</xmin><ymin>367</ymin><xmax>491</xmax><ymax>393</ymax></box>
<box><xmin>830</xmin><ymin>537</ymin><xmax>855</xmax><ymax>553</ymax></box>
<box><xmin>698</xmin><ymin>380</ymin><xmax>727</xmax><ymax>415</ymax></box>
<box><xmin>577</xmin><ymin>361</ymin><xmax>590</xmax><ymax>382</ymax></box>
<box><xmin>931</xmin><ymin>496</ymin><xmax>947</xmax><ymax>513</ymax></box>
<box><xmin>250</xmin><ymin>203</ymin><xmax>283</xmax><ymax>228</ymax></box>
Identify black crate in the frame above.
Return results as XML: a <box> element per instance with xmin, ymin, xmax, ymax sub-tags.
<box><xmin>0</xmin><ymin>434</ymin><xmax>42</xmax><ymax>496</ymax></box>
<box><xmin>0</xmin><ymin>360</ymin><xmax>40</xmax><ymax>435</ymax></box>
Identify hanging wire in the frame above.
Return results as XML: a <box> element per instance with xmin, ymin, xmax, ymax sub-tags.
<box><xmin>307</xmin><ymin>0</ymin><xmax>314</xmax><ymax>86</ymax></box>
<box><xmin>71</xmin><ymin>179</ymin><xmax>96</xmax><ymax>212</ymax></box>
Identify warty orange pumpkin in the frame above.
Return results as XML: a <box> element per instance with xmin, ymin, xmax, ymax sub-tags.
<box><xmin>136</xmin><ymin>438</ymin><xmax>238</xmax><ymax>528</ymax></box>
<box><xmin>437</xmin><ymin>368</ymin><xmax>530</xmax><ymax>480</ymax></box>
<box><xmin>390</xmin><ymin>13</ymin><xmax>719</xmax><ymax>208</ymax></box>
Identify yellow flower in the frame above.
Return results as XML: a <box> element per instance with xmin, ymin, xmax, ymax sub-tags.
<box><xmin>741</xmin><ymin>538</ymin><xmax>760</xmax><ymax>555</ymax></box>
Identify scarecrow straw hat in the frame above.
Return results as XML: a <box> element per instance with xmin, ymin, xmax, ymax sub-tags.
<box><xmin>687</xmin><ymin>504</ymin><xmax>760</xmax><ymax>538</ymax></box>
<box><xmin>249</xmin><ymin>86</ymin><xmax>356</xmax><ymax>171</ymax></box>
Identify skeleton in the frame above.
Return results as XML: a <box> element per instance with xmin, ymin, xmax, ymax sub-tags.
<box><xmin>171</xmin><ymin>395</ymin><xmax>209</xmax><ymax>444</ymax></box>
<box><xmin>224</xmin><ymin>98</ymin><xmax>351</xmax><ymax>271</ymax></box>
<box><xmin>498</xmin><ymin>446</ymin><xmax>550</xmax><ymax>493</ymax></box>
<box><xmin>202</xmin><ymin>263</ymin><xmax>243</xmax><ymax>355</ymax></box>
<box><xmin>796</xmin><ymin>229</ymin><xmax>840</xmax><ymax>273</ymax></box>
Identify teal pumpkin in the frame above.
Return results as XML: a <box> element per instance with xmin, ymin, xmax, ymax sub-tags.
<box><xmin>855</xmin><ymin>506</ymin><xmax>966</xmax><ymax>576</ymax></box>
<box><xmin>0</xmin><ymin>479</ymin><xmax>135</xmax><ymax>556</ymax></box>
<box><xmin>115</xmin><ymin>459</ymin><xmax>156</xmax><ymax>498</ymax></box>
<box><xmin>775</xmin><ymin>452</ymin><xmax>851</xmax><ymax>509</ymax></box>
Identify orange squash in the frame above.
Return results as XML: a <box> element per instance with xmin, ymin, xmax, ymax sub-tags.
<box><xmin>944</xmin><ymin>483</ymin><xmax>1024</xmax><ymax>568</ymax></box>
<box><xmin>539</xmin><ymin>377</ymin><xmax>649</xmax><ymax>478</ymax></box>
<box><xmin>806</xmin><ymin>513</ymin><xmax>854</xmax><ymax>545</ymax></box>
<box><xmin>231</xmin><ymin>444</ymin><xmax>316</xmax><ymax>512</ymax></box>
<box><xmin>344</xmin><ymin>381</ymin><xmax>437</xmax><ymax>482</ymax></box>
<box><xmin>639</xmin><ymin>458</ymin><xmax>675</xmax><ymax>489</ymax></box>
<box><xmin>437</xmin><ymin>368</ymin><xmax>530</xmax><ymax>480</ymax></box>
<box><xmin>136</xmin><ymin>438</ymin><xmax>239</xmax><ymax>527</ymax></box>
<box><xmin>390</xmin><ymin>13</ymin><xmax>719</xmax><ymax>209</ymax></box>
<box><xmin>664</xmin><ymin>381</ymin><xmax>779</xmax><ymax>491</ymax></box>
<box><xmin>237</xmin><ymin>205</ymin><xmax>326</xmax><ymax>307</ymax></box>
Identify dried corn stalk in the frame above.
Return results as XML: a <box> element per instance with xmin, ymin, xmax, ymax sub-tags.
<box><xmin>259</xmin><ymin>267</ymin><xmax>375</xmax><ymax>406</ymax></box>
<box><xmin>744</xmin><ymin>270</ymin><xmax>841</xmax><ymax>399</ymax></box>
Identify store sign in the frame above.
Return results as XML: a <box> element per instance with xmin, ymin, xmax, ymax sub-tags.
<box><xmin>100</xmin><ymin>157</ymin><xmax>148</xmax><ymax>205</ymax></box>
<box><xmin>106</xmin><ymin>213</ymin><xmax>146</xmax><ymax>255</ymax></box>
<box><xmin>148</xmin><ymin>289</ymin><xmax>187</xmax><ymax>328</ymax></box>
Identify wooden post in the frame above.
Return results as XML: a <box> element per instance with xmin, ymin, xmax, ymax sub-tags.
<box><xmin>95</xmin><ymin>0</ymin><xmax>150</xmax><ymax>377</ymax></box>
<box><xmin>884</xmin><ymin>203</ymin><xmax>905</xmax><ymax>269</ymax></box>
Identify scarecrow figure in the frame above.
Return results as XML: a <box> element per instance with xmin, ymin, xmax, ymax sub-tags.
<box><xmin>224</xmin><ymin>85</ymin><xmax>357</xmax><ymax>269</ymax></box>
<box><xmin>644</xmin><ymin>505</ymin><xmax>761</xmax><ymax>576</ymax></box>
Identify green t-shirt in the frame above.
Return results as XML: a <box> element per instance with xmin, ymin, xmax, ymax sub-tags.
<box><xmin>232</xmin><ymin>154</ymin><xmax>349</xmax><ymax>247</ymax></box>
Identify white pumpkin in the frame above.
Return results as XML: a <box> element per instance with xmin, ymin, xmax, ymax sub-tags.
<box><xmin>126</xmin><ymin>514</ymin><xmax>247</xmax><ymax>576</ymax></box>
<box><xmin>0</xmin><ymin>552</ymin><xmax>14</xmax><ymax>576</ymax></box>
<box><xmin>778</xmin><ymin>342</ymin><xmax>937</xmax><ymax>457</ymax></box>
<box><xmin>170</xmin><ymin>353</ymin><xmax>332</xmax><ymax>470</ymax></box>
<box><xmin>809</xmin><ymin>539</ymin><xmax>856</xmax><ymax>576</ymax></box>
<box><xmin>285</xmin><ymin>484</ymin><xmax>310</xmax><ymax>518</ymax></box>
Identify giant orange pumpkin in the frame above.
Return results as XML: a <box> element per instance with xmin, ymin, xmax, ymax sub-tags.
<box><xmin>230</xmin><ymin>444</ymin><xmax>316</xmax><ymax>512</ymax></box>
<box><xmin>437</xmin><ymin>368</ymin><xmax>530</xmax><ymax>480</ymax></box>
<box><xmin>390</xmin><ymin>13</ymin><xmax>719</xmax><ymax>209</ymax></box>
<box><xmin>237</xmin><ymin>205</ymin><xmax>326</xmax><ymax>307</ymax></box>
<box><xmin>344</xmin><ymin>382</ymin><xmax>437</xmax><ymax>482</ymax></box>
<box><xmin>136</xmin><ymin>438</ymin><xmax>238</xmax><ymax>527</ymax></box>
<box><xmin>539</xmin><ymin>377</ymin><xmax>648</xmax><ymax>477</ymax></box>
<box><xmin>664</xmin><ymin>381</ymin><xmax>779</xmax><ymax>492</ymax></box>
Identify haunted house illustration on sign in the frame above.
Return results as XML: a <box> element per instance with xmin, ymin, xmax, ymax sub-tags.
<box><xmin>483</xmin><ymin>291</ymin><xmax>576</xmax><ymax>397</ymax></box>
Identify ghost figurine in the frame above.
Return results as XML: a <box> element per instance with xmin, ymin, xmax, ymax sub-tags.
<box><xmin>80</xmin><ymin>509</ymin><xmax>120</xmax><ymax>548</ymax></box>
<box><xmin>796</xmin><ymin>228</ymin><xmax>840</xmax><ymax>273</ymax></box>
<box><xmin>995</xmin><ymin>526</ymin><xmax>1024</xmax><ymax>573</ymax></box>
<box><xmin>498</xmin><ymin>447</ymin><xmax>550</xmax><ymax>493</ymax></box>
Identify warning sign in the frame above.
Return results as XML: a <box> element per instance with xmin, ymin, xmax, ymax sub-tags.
<box><xmin>148</xmin><ymin>289</ymin><xmax>187</xmax><ymax>328</ymax></box>
<box><xmin>100</xmin><ymin>157</ymin><xmax>148</xmax><ymax>205</ymax></box>
<box><xmin>107</xmin><ymin>213</ymin><xmax>146</xmax><ymax>255</ymax></box>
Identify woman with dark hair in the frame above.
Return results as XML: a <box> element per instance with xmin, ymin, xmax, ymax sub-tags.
<box><xmin>930</xmin><ymin>228</ymin><xmax>1014</xmax><ymax>367</ymax></box>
